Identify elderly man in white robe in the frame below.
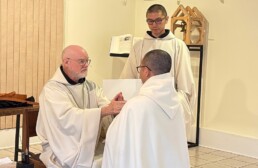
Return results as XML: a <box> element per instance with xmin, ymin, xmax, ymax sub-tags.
<box><xmin>102</xmin><ymin>49</ymin><xmax>190</xmax><ymax>168</ymax></box>
<box><xmin>120</xmin><ymin>4</ymin><xmax>196</xmax><ymax>139</ymax></box>
<box><xmin>36</xmin><ymin>45</ymin><xmax>126</xmax><ymax>168</ymax></box>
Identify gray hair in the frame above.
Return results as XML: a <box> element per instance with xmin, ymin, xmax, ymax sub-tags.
<box><xmin>142</xmin><ymin>49</ymin><xmax>171</xmax><ymax>75</ymax></box>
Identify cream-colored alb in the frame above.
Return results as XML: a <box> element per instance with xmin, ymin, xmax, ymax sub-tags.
<box><xmin>120</xmin><ymin>31</ymin><xmax>196</xmax><ymax>139</ymax></box>
<box><xmin>36</xmin><ymin>67</ymin><xmax>110</xmax><ymax>168</ymax></box>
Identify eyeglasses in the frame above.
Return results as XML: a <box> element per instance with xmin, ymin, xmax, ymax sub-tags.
<box><xmin>68</xmin><ymin>58</ymin><xmax>91</xmax><ymax>66</ymax></box>
<box><xmin>136</xmin><ymin>65</ymin><xmax>151</xmax><ymax>73</ymax></box>
<box><xmin>146</xmin><ymin>17</ymin><xmax>166</xmax><ymax>25</ymax></box>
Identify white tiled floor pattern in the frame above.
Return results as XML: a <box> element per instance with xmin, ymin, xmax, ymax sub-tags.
<box><xmin>1</xmin><ymin>145</ymin><xmax>258</xmax><ymax>167</ymax></box>
<box><xmin>188</xmin><ymin>147</ymin><xmax>258</xmax><ymax>168</ymax></box>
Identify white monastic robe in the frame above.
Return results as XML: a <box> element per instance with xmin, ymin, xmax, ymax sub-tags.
<box><xmin>120</xmin><ymin>30</ymin><xmax>196</xmax><ymax>139</ymax></box>
<box><xmin>36</xmin><ymin>67</ymin><xmax>110</xmax><ymax>168</ymax></box>
<box><xmin>102</xmin><ymin>73</ymin><xmax>190</xmax><ymax>168</ymax></box>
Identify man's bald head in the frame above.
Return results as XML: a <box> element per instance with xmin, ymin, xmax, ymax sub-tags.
<box><xmin>62</xmin><ymin>45</ymin><xmax>88</xmax><ymax>60</ymax></box>
<box><xmin>61</xmin><ymin>45</ymin><xmax>90</xmax><ymax>83</ymax></box>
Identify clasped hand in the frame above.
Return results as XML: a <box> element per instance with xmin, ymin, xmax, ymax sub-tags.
<box><xmin>101</xmin><ymin>92</ymin><xmax>126</xmax><ymax>117</ymax></box>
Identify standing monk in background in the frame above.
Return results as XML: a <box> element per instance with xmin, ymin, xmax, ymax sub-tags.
<box><xmin>120</xmin><ymin>4</ymin><xmax>196</xmax><ymax>139</ymax></box>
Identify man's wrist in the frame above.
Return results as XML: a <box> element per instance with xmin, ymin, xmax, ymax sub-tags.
<box><xmin>101</xmin><ymin>106</ymin><xmax>112</xmax><ymax>118</ymax></box>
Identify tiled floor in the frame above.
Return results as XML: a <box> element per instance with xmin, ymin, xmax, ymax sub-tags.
<box><xmin>189</xmin><ymin>147</ymin><xmax>258</xmax><ymax>168</ymax></box>
<box><xmin>1</xmin><ymin>145</ymin><xmax>258</xmax><ymax>167</ymax></box>
<box><xmin>0</xmin><ymin>144</ymin><xmax>42</xmax><ymax>163</ymax></box>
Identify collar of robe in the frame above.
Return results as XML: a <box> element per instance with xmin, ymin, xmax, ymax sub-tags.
<box><xmin>147</xmin><ymin>29</ymin><xmax>170</xmax><ymax>38</ymax></box>
<box><xmin>60</xmin><ymin>66</ymin><xmax>85</xmax><ymax>85</ymax></box>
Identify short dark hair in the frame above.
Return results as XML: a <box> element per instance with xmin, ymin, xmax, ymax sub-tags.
<box><xmin>142</xmin><ymin>49</ymin><xmax>171</xmax><ymax>75</ymax></box>
<box><xmin>146</xmin><ymin>4</ymin><xmax>167</xmax><ymax>17</ymax></box>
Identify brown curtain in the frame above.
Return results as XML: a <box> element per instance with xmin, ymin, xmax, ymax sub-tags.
<box><xmin>0</xmin><ymin>0</ymin><xmax>64</xmax><ymax>129</ymax></box>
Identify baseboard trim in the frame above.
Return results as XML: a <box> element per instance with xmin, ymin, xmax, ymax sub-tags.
<box><xmin>0</xmin><ymin>128</ymin><xmax>41</xmax><ymax>150</ymax></box>
<box><xmin>200</xmin><ymin>128</ymin><xmax>258</xmax><ymax>158</ymax></box>
<box><xmin>1</xmin><ymin>127</ymin><xmax>258</xmax><ymax>159</ymax></box>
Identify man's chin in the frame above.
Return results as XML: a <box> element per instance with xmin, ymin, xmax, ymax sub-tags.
<box><xmin>78</xmin><ymin>72</ymin><xmax>87</xmax><ymax>78</ymax></box>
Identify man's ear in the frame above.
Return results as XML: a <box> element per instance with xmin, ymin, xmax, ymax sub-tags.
<box><xmin>145</xmin><ymin>68</ymin><xmax>153</xmax><ymax>78</ymax></box>
<box><xmin>63</xmin><ymin>58</ymin><xmax>69</xmax><ymax>65</ymax></box>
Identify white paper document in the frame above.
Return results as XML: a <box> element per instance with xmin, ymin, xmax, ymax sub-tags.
<box><xmin>103</xmin><ymin>79</ymin><xmax>142</xmax><ymax>101</ymax></box>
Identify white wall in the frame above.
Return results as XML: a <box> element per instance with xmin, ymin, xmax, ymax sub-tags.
<box><xmin>64</xmin><ymin>0</ymin><xmax>135</xmax><ymax>85</ymax></box>
<box><xmin>135</xmin><ymin>0</ymin><xmax>258</xmax><ymax>155</ymax></box>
